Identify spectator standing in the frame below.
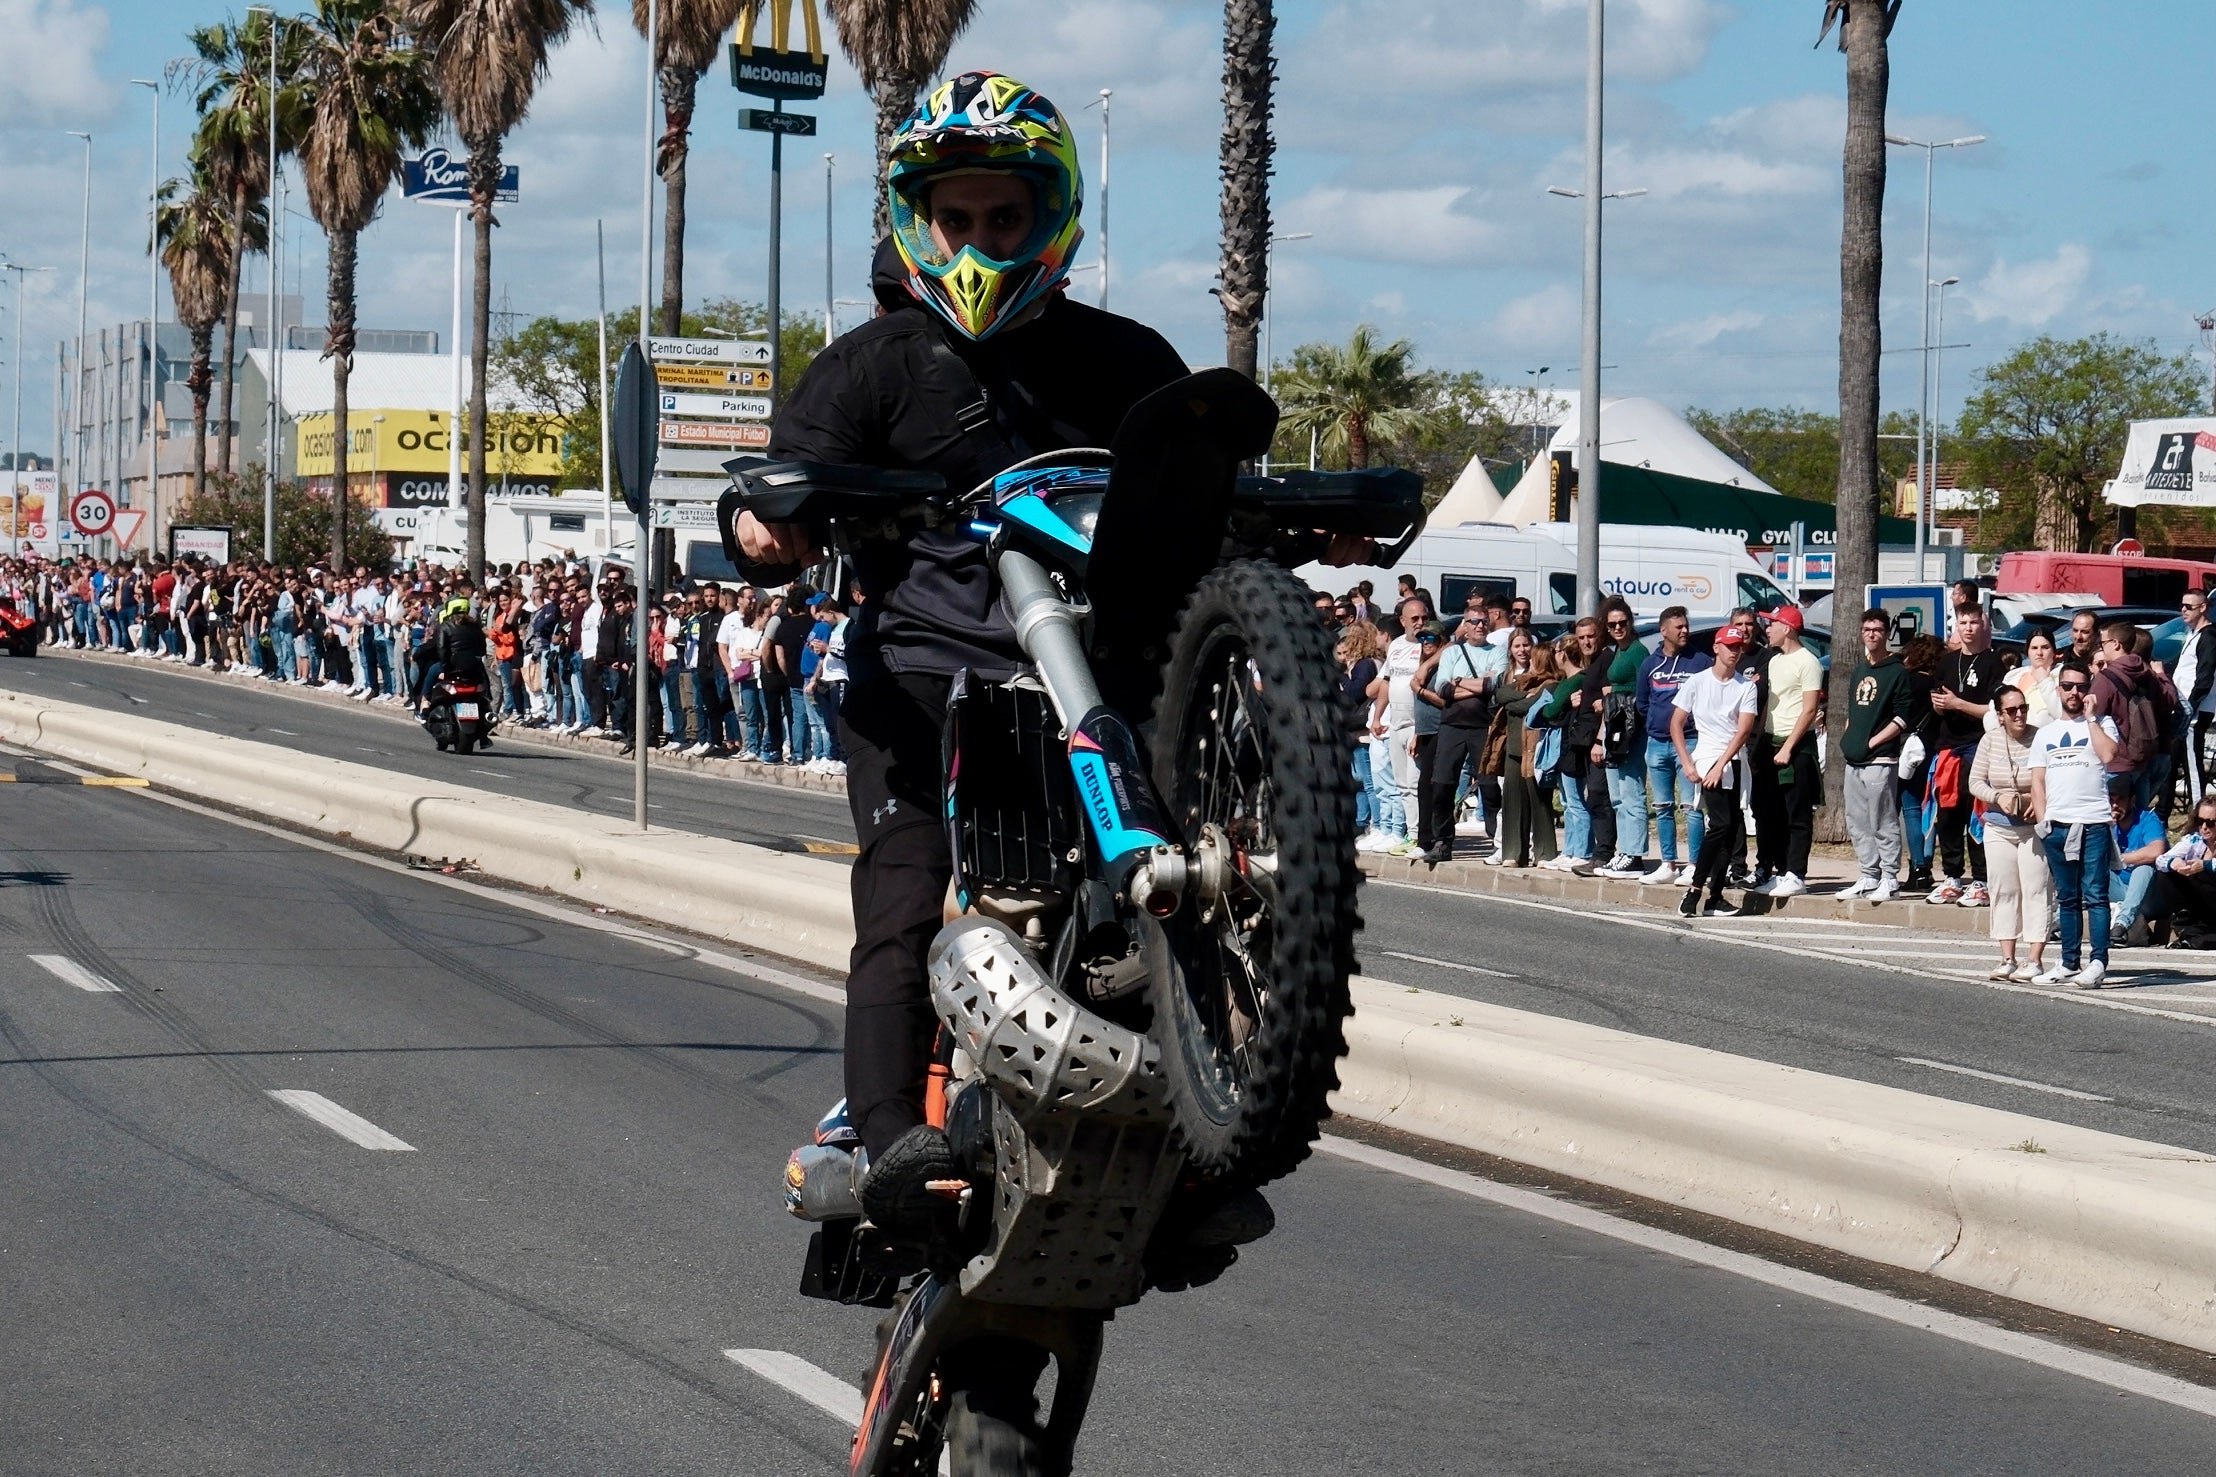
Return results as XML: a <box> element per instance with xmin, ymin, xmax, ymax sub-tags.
<box><xmin>1839</xmin><ymin>608</ymin><xmax>1913</xmax><ymax>901</ymax></box>
<box><xmin>2030</xmin><ymin>661</ymin><xmax>2121</xmax><ymax>988</ymax></box>
<box><xmin>1543</xmin><ymin>621</ymin><xmax>1599</xmax><ymax>873</ymax></box>
<box><xmin>1751</xmin><ymin>604</ymin><xmax>1823</xmax><ymax>899</ymax></box>
<box><xmin>2172</xmin><ymin>590</ymin><xmax>2216</xmax><ymax>799</ymax></box>
<box><xmin>1592</xmin><ymin>600</ymin><xmax>1651</xmax><ymax>880</ymax></box>
<box><xmin>1970</xmin><ymin>687</ymin><xmax>2048</xmax><ymax>978</ymax></box>
<box><xmin>1342</xmin><ymin>623</ymin><xmax>1388</xmax><ymax>850</ymax></box>
<box><xmin>2091</xmin><ymin>622</ymin><xmax>2161</xmax><ymax>811</ymax></box>
<box><xmin>2066</xmin><ymin>609</ymin><xmax>2100</xmax><ymax>667</ymax></box>
<box><xmin>2008</xmin><ymin>629</ymin><xmax>2061</xmax><ymax>728</ymax></box>
<box><xmin>1424</xmin><ymin>613</ymin><xmax>1504</xmax><ymax>863</ymax></box>
<box><xmin>721</xmin><ymin>588</ymin><xmax>769</xmax><ymax>760</ymax></box>
<box><xmin>1671</xmin><ymin>625</ymin><xmax>1759</xmax><ymax>918</ymax></box>
<box><xmin>1373</xmin><ymin>597</ymin><xmax>1429</xmax><ymax>857</ymax></box>
<box><xmin>1408</xmin><ymin>623</ymin><xmax>1449</xmax><ymax>859</ymax></box>
<box><xmin>1635</xmin><ymin>607</ymin><xmax>1710</xmax><ymax>886</ymax></box>
<box><xmin>1482</xmin><ymin>595</ymin><xmax>1514</xmax><ymax>650</ymax></box>
<box><xmin>810</xmin><ymin>596</ymin><xmax>849</xmax><ymax>773</ymax></box>
<box><xmin>1485</xmin><ymin>627</ymin><xmax>1557</xmax><ymax>868</ymax></box>
<box><xmin>758</xmin><ymin>592</ymin><xmax>797</xmax><ymax>763</ymax></box>
<box><xmin>1897</xmin><ymin>633</ymin><xmax>1943</xmax><ymax>894</ymax></box>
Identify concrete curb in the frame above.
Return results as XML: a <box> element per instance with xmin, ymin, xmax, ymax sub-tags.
<box><xmin>1357</xmin><ymin>848</ymin><xmax>2001</xmax><ymax>938</ymax></box>
<box><xmin>1333</xmin><ymin>980</ymin><xmax>2216</xmax><ymax>1354</ymax></box>
<box><xmin>0</xmin><ymin>688</ymin><xmax>856</xmax><ymax>972</ymax></box>
<box><xmin>10</xmin><ymin>687</ymin><xmax>2216</xmax><ymax>1355</ymax></box>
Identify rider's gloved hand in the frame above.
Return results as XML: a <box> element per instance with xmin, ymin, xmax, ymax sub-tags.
<box><xmin>735</xmin><ymin>511</ymin><xmax>824</xmax><ymax>569</ymax></box>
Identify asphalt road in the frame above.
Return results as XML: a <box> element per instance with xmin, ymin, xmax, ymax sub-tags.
<box><xmin>5</xmin><ymin>773</ymin><xmax>2215</xmax><ymax>1474</ymax></box>
<box><xmin>10</xmin><ymin>648</ymin><xmax>2216</xmax><ymax>1158</ymax></box>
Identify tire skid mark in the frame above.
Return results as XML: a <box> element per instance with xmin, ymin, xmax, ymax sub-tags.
<box><xmin>336</xmin><ymin>886</ymin><xmax>811</xmax><ymax>1110</ymax></box>
<box><xmin>0</xmin><ymin>1000</ymin><xmax>835</xmax><ymax>1456</ymax></box>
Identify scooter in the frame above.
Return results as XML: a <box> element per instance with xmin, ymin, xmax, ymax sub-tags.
<box><xmin>422</xmin><ymin>672</ymin><xmax>493</xmax><ymax>754</ymax></box>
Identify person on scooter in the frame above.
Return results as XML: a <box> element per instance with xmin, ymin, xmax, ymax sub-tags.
<box><xmin>420</xmin><ymin>596</ymin><xmax>491</xmax><ymax>725</ymax></box>
<box><xmin>735</xmin><ymin>71</ymin><xmax>1292</xmax><ymax>1264</ymax></box>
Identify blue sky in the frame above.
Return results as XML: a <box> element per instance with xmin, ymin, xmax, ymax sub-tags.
<box><xmin>1</xmin><ymin>0</ymin><xmax>2211</xmax><ymax>460</ymax></box>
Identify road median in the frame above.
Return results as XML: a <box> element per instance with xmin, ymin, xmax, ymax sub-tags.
<box><xmin>8</xmin><ymin>686</ymin><xmax>2215</xmax><ymax>1356</ymax></box>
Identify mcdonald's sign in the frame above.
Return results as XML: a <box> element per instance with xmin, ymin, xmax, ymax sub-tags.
<box><xmin>730</xmin><ymin>0</ymin><xmax>829</xmax><ymax>100</ymax></box>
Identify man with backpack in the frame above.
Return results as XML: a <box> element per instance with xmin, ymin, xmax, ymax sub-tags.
<box><xmin>2092</xmin><ymin>622</ymin><xmax>2164</xmax><ymax>812</ymax></box>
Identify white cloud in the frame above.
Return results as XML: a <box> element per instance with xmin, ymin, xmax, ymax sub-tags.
<box><xmin>1282</xmin><ymin>185</ymin><xmax>1492</xmax><ymax>265</ymax></box>
<box><xmin>1486</xmin><ymin>283</ymin><xmax>1578</xmax><ymax>351</ymax></box>
<box><xmin>1290</xmin><ymin>0</ymin><xmax>1726</xmax><ymax>98</ymax></box>
<box><xmin>0</xmin><ymin>0</ymin><xmax>110</xmax><ymax>126</ymax></box>
<box><xmin>1651</xmin><ymin>309</ymin><xmax>1764</xmax><ymax>349</ymax></box>
<box><xmin>1964</xmin><ymin>243</ymin><xmax>2092</xmax><ymax>327</ymax></box>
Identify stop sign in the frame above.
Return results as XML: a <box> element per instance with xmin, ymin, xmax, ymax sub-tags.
<box><xmin>2112</xmin><ymin>537</ymin><xmax>2146</xmax><ymax>557</ymax></box>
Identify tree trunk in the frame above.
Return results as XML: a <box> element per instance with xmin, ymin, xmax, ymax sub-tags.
<box><xmin>1348</xmin><ymin>413</ymin><xmax>1369</xmax><ymax>470</ymax></box>
<box><xmin>1219</xmin><ymin>0</ymin><xmax>1275</xmax><ymax>380</ymax></box>
<box><xmin>326</xmin><ymin>225</ymin><xmax>356</xmax><ymax>573</ymax></box>
<box><xmin>466</xmin><ymin>135</ymin><xmax>500</xmax><ymax>585</ymax></box>
<box><xmin>658</xmin><ymin>64</ymin><xmax>700</xmax><ymax>338</ymax></box>
<box><xmin>217</xmin><ymin>181</ymin><xmax>249</xmax><ymax>477</ymax></box>
<box><xmin>188</xmin><ymin>322</ymin><xmax>213</xmax><ymax>506</ymax></box>
<box><xmin>872</xmin><ymin>78</ymin><xmax>916</xmax><ymax>246</ymax></box>
<box><xmin>1819</xmin><ymin>1</ymin><xmax>1890</xmax><ymax>846</ymax></box>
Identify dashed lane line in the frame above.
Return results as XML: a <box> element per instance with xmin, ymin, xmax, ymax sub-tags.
<box><xmin>722</xmin><ymin>1349</ymin><xmax>861</xmax><ymax>1426</ymax></box>
<box><xmin>1378</xmin><ymin>949</ymin><xmax>1517</xmax><ymax>979</ymax></box>
<box><xmin>266</xmin><ymin>1090</ymin><xmax>416</xmax><ymax>1151</ymax></box>
<box><xmin>27</xmin><ymin>954</ymin><xmax>123</xmax><ymax>993</ymax></box>
<box><xmin>1895</xmin><ymin>1056</ymin><xmax>2116</xmax><ymax>1103</ymax></box>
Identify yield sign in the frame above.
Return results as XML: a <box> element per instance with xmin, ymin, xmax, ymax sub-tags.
<box><xmin>110</xmin><ymin>507</ymin><xmax>147</xmax><ymax>549</ymax></box>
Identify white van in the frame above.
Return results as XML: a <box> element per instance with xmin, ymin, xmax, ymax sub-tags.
<box><xmin>1310</xmin><ymin>521</ymin><xmax>1794</xmax><ymax>619</ymax></box>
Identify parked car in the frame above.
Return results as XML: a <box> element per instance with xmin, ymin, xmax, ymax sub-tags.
<box><xmin>1993</xmin><ymin>605</ymin><xmax>2178</xmax><ymax>663</ymax></box>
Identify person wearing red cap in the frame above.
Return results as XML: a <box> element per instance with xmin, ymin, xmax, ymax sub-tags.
<box><xmin>1670</xmin><ymin>624</ymin><xmax>1760</xmax><ymax>916</ymax></box>
<box><xmin>1753</xmin><ymin>603</ymin><xmax>1823</xmax><ymax>898</ymax></box>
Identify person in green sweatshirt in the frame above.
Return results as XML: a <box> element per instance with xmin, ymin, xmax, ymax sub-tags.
<box><xmin>1840</xmin><ymin>606</ymin><xmax>1915</xmax><ymax>901</ymax></box>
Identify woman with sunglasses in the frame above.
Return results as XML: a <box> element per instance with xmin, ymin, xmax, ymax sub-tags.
<box><xmin>1971</xmin><ymin>689</ymin><xmax>2050</xmax><ymax>979</ymax></box>
<box><xmin>1540</xmin><ymin>620</ymin><xmax>1603</xmax><ymax>872</ymax></box>
<box><xmin>1485</xmin><ymin>628</ymin><xmax>1559</xmax><ymax>868</ymax></box>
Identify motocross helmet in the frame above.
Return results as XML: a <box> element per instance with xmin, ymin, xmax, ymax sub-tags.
<box><xmin>886</xmin><ymin>71</ymin><xmax>1083</xmax><ymax>341</ymax></box>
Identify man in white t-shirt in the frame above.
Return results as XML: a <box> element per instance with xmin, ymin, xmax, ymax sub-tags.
<box><xmin>716</xmin><ymin>599</ymin><xmax>764</xmax><ymax>760</ymax></box>
<box><xmin>1670</xmin><ymin>625</ymin><xmax>1759</xmax><ymax>918</ymax></box>
<box><xmin>2030</xmin><ymin>660</ymin><xmax>2122</xmax><ymax>988</ymax></box>
<box><xmin>1378</xmin><ymin>597</ymin><xmax>1431</xmax><ymax>856</ymax></box>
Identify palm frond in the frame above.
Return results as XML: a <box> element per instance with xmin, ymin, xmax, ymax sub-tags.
<box><xmin>398</xmin><ymin>0</ymin><xmax>596</xmax><ymax>146</ymax></box>
<box><xmin>634</xmin><ymin>0</ymin><xmax>747</xmax><ymax>74</ymax></box>
<box><xmin>825</xmin><ymin>0</ymin><xmax>978</xmax><ymax>92</ymax></box>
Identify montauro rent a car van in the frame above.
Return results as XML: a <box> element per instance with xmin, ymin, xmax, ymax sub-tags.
<box><xmin>1313</xmin><ymin>521</ymin><xmax>1795</xmax><ymax>620</ymax></box>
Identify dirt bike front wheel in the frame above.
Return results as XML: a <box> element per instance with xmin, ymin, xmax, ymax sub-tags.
<box><xmin>1147</xmin><ymin>559</ymin><xmax>1360</xmax><ymax>1183</ymax></box>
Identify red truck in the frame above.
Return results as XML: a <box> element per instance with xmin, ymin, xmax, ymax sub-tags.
<box><xmin>1995</xmin><ymin>550</ymin><xmax>2216</xmax><ymax>606</ymax></box>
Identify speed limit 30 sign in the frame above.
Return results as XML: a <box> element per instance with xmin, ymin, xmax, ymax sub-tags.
<box><xmin>69</xmin><ymin>489</ymin><xmax>117</xmax><ymax>537</ymax></box>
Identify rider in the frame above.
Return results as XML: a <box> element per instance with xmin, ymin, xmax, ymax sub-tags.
<box><xmin>738</xmin><ymin>72</ymin><xmax>1264</xmax><ymax>1248</ymax></box>
<box><xmin>420</xmin><ymin>596</ymin><xmax>490</xmax><ymax>715</ymax></box>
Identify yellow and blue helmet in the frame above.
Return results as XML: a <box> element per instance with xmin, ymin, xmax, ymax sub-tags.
<box><xmin>886</xmin><ymin>72</ymin><xmax>1084</xmax><ymax>341</ymax></box>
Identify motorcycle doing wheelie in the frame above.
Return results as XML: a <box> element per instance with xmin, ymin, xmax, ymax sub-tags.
<box><xmin>721</xmin><ymin>371</ymin><xmax>1425</xmax><ymax>1476</ymax></box>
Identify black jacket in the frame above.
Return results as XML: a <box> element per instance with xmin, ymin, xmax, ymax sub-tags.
<box><xmin>431</xmin><ymin>614</ymin><xmax>487</xmax><ymax>680</ymax></box>
<box><xmin>2183</xmin><ymin>623</ymin><xmax>2216</xmax><ymax>714</ymax></box>
<box><xmin>768</xmin><ymin>293</ymin><xmax>1187</xmax><ymax>680</ymax></box>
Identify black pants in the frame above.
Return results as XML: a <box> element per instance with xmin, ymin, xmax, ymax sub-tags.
<box><xmin>1751</xmin><ymin>735</ymin><xmax>1820</xmax><ymax>879</ymax></box>
<box><xmin>1583</xmin><ymin>759</ymin><xmax>1615</xmax><ymax>860</ymax></box>
<box><xmin>761</xmin><ymin>679</ymin><xmax>791</xmax><ymax>761</ymax></box>
<box><xmin>1428</xmin><ymin>723</ymin><xmax>1487</xmax><ymax>852</ymax></box>
<box><xmin>839</xmin><ymin>673</ymin><xmax>954</xmax><ymax>1159</ymax></box>
<box><xmin>1413</xmin><ymin>733</ymin><xmax>1439</xmax><ymax>851</ymax></box>
<box><xmin>1690</xmin><ymin>765</ymin><xmax>1746</xmax><ymax>897</ymax></box>
<box><xmin>2149</xmin><ymin>868</ymin><xmax>2216</xmax><ymax>932</ymax></box>
<box><xmin>1934</xmin><ymin>741</ymin><xmax>1985</xmax><ymax>883</ymax></box>
<box><xmin>583</xmin><ymin>658</ymin><xmax>609</xmax><ymax>728</ymax></box>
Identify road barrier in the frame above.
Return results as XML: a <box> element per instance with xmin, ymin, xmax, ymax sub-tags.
<box><xmin>6</xmin><ymin>687</ymin><xmax>2214</xmax><ymax>1355</ymax></box>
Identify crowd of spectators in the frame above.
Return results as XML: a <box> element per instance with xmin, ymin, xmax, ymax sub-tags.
<box><xmin>0</xmin><ymin>550</ymin><xmax>851</xmax><ymax>772</ymax></box>
<box><xmin>1327</xmin><ymin>572</ymin><xmax>2216</xmax><ymax>982</ymax></box>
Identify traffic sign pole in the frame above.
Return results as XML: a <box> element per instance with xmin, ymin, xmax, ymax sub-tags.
<box><xmin>768</xmin><ymin>100</ymin><xmax>784</xmax><ymax>425</ymax></box>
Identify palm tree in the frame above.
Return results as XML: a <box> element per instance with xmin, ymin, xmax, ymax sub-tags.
<box><xmin>635</xmin><ymin>0</ymin><xmax>748</xmax><ymax>336</ymax></box>
<box><xmin>175</xmin><ymin>13</ymin><xmax>306</xmax><ymax>477</ymax></box>
<box><xmin>1272</xmin><ymin>327</ymin><xmax>1427</xmax><ymax>470</ymax></box>
<box><xmin>159</xmin><ymin>161</ymin><xmax>265</xmax><ymax>506</ymax></box>
<box><xmin>294</xmin><ymin>0</ymin><xmax>441</xmax><ymax>570</ymax></box>
<box><xmin>1219</xmin><ymin>0</ymin><xmax>1274</xmax><ymax>379</ymax></box>
<box><xmin>826</xmin><ymin>0</ymin><xmax>979</xmax><ymax>242</ymax></box>
<box><xmin>1816</xmin><ymin>0</ymin><xmax>1899</xmax><ymax>838</ymax></box>
<box><xmin>401</xmin><ymin>0</ymin><xmax>596</xmax><ymax>583</ymax></box>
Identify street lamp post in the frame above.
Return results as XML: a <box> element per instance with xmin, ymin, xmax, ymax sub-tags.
<box><xmin>247</xmin><ymin>5</ymin><xmax>281</xmax><ymax>560</ymax></box>
<box><xmin>3</xmin><ymin>262</ymin><xmax>54</xmax><ymax>556</ymax></box>
<box><xmin>1547</xmin><ymin>171</ymin><xmax>1646</xmax><ymax>603</ymax></box>
<box><xmin>633</xmin><ymin>0</ymin><xmax>658</xmax><ymax>833</ymax></box>
<box><xmin>1885</xmin><ymin>131</ymin><xmax>1985</xmax><ymax>582</ymax></box>
<box><xmin>823</xmin><ymin>153</ymin><xmax>835</xmax><ymax>347</ymax></box>
<box><xmin>1929</xmin><ymin>275</ymin><xmax>1960</xmax><ymax>552</ymax></box>
<box><xmin>66</xmin><ymin>131</ymin><xmax>90</xmax><ymax>500</ymax></box>
<box><xmin>1085</xmin><ymin>90</ymin><xmax>1110</xmax><ymax>308</ymax></box>
<box><xmin>1258</xmin><ymin>230</ymin><xmax>1312</xmax><ymax>476</ymax></box>
<box><xmin>131</xmin><ymin>79</ymin><xmax>160</xmax><ymax>552</ymax></box>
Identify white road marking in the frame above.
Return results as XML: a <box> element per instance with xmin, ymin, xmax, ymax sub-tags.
<box><xmin>1702</xmin><ymin>919</ymin><xmax>1905</xmax><ymax>932</ymax></box>
<box><xmin>266</xmin><ymin>1090</ymin><xmax>416</xmax><ymax>1151</ymax></box>
<box><xmin>125</xmin><ymin>696</ymin><xmax>147</xmax><ymax>706</ymax></box>
<box><xmin>1318</xmin><ymin>1135</ymin><xmax>2216</xmax><ymax>1421</ymax></box>
<box><xmin>263</xmin><ymin>727</ymin><xmax>298</xmax><ymax>736</ymax></box>
<box><xmin>1371</xmin><ymin>877</ymin><xmax>2216</xmax><ymax>1030</ymax></box>
<box><xmin>27</xmin><ymin>954</ymin><xmax>122</xmax><ymax>993</ymax></box>
<box><xmin>723</xmin><ymin>1349</ymin><xmax>862</xmax><ymax>1425</ymax></box>
<box><xmin>1896</xmin><ymin>1056</ymin><xmax>2115</xmax><ymax>1103</ymax></box>
<box><xmin>469</xmin><ymin>769</ymin><xmax>514</xmax><ymax>779</ymax></box>
<box><xmin>1378</xmin><ymin>949</ymin><xmax>1517</xmax><ymax>979</ymax></box>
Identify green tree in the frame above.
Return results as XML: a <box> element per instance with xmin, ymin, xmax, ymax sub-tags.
<box><xmin>174</xmin><ymin>465</ymin><xmax>394</xmax><ymax>570</ymax></box>
<box><xmin>1391</xmin><ymin>370</ymin><xmax>1523</xmax><ymax>502</ymax></box>
<box><xmin>295</xmin><ymin>0</ymin><xmax>441</xmax><ymax>571</ymax></box>
<box><xmin>1271</xmin><ymin>327</ymin><xmax>1427</xmax><ymax>471</ymax></box>
<box><xmin>1955</xmin><ymin>333</ymin><xmax>2203</xmax><ymax>553</ymax></box>
<box><xmin>401</xmin><ymin>0</ymin><xmax>597</xmax><ymax>581</ymax></box>
<box><xmin>492</xmin><ymin>299</ymin><xmax>820</xmax><ymax>492</ymax></box>
<box><xmin>1684</xmin><ymin>405</ymin><xmax>1925</xmax><ymax>505</ymax></box>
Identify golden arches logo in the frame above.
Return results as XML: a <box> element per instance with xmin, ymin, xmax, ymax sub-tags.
<box><xmin>735</xmin><ymin>0</ymin><xmax>825</xmax><ymax>64</ymax></box>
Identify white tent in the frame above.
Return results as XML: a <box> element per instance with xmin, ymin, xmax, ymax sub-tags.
<box><xmin>1492</xmin><ymin>396</ymin><xmax>1782</xmax><ymax>526</ymax></box>
<box><xmin>1429</xmin><ymin>454</ymin><xmax>1505</xmax><ymax>525</ymax></box>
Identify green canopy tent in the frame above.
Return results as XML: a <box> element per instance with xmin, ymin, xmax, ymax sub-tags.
<box><xmin>1577</xmin><ymin>462</ymin><xmax>1917</xmax><ymax>548</ymax></box>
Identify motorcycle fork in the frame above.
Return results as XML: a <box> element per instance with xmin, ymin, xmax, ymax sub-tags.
<box><xmin>853</xmin><ymin>1274</ymin><xmax>1104</xmax><ymax>1477</ymax></box>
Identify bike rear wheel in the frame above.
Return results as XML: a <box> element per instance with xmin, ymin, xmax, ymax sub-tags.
<box><xmin>1148</xmin><ymin>559</ymin><xmax>1359</xmax><ymax>1182</ymax></box>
